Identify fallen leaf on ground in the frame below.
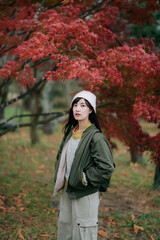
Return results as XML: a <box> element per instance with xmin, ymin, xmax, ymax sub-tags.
<box><xmin>113</xmin><ymin>233</ymin><xmax>120</xmax><ymax>239</ymax></box>
<box><xmin>31</xmin><ymin>158</ymin><xmax>37</xmax><ymax>164</ymax></box>
<box><xmin>8</xmin><ymin>206</ymin><xmax>16</xmax><ymax>212</ymax></box>
<box><xmin>131</xmin><ymin>214</ymin><xmax>136</xmax><ymax>223</ymax></box>
<box><xmin>0</xmin><ymin>199</ymin><xmax>4</xmax><ymax>206</ymax></box>
<box><xmin>122</xmin><ymin>172</ymin><xmax>129</xmax><ymax>176</ymax></box>
<box><xmin>148</xmin><ymin>173</ymin><xmax>154</xmax><ymax>177</ymax></box>
<box><xmin>131</xmin><ymin>214</ymin><xmax>144</xmax><ymax>234</ymax></box>
<box><xmin>0</xmin><ymin>195</ymin><xmax>5</xmax><ymax>203</ymax></box>
<box><xmin>19</xmin><ymin>193</ymin><xmax>27</xmax><ymax>198</ymax></box>
<box><xmin>18</xmin><ymin>229</ymin><xmax>25</xmax><ymax>239</ymax></box>
<box><xmin>39</xmin><ymin>164</ymin><xmax>45</xmax><ymax>169</ymax></box>
<box><xmin>133</xmin><ymin>224</ymin><xmax>144</xmax><ymax>234</ymax></box>
<box><xmin>130</xmin><ymin>162</ymin><xmax>138</xmax><ymax>167</ymax></box>
<box><xmin>98</xmin><ymin>230</ymin><xmax>109</xmax><ymax>238</ymax></box>
<box><xmin>148</xmin><ymin>234</ymin><xmax>155</xmax><ymax>240</ymax></box>
<box><xmin>0</xmin><ymin>206</ymin><xmax>6</xmax><ymax>214</ymax></box>
<box><xmin>20</xmin><ymin>207</ymin><xmax>25</xmax><ymax>211</ymax></box>
<box><xmin>104</xmin><ymin>207</ymin><xmax>109</xmax><ymax>212</ymax></box>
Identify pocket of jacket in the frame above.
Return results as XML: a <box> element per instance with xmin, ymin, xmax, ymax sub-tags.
<box><xmin>69</xmin><ymin>169</ymin><xmax>86</xmax><ymax>189</ymax></box>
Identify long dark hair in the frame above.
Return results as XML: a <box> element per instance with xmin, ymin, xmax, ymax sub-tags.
<box><xmin>63</xmin><ymin>97</ymin><xmax>102</xmax><ymax>138</ymax></box>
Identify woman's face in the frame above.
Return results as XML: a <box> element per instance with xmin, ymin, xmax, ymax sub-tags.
<box><xmin>73</xmin><ymin>98</ymin><xmax>92</xmax><ymax>122</ymax></box>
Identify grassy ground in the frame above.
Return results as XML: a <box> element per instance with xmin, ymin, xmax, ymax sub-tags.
<box><xmin>0</xmin><ymin>122</ymin><xmax>160</xmax><ymax>240</ymax></box>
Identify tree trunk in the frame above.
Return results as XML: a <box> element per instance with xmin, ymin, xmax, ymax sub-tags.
<box><xmin>0</xmin><ymin>107</ymin><xmax>4</xmax><ymax>121</ymax></box>
<box><xmin>65</xmin><ymin>80</ymin><xmax>72</xmax><ymax>106</ymax></box>
<box><xmin>41</xmin><ymin>82</ymin><xmax>54</xmax><ymax>134</ymax></box>
<box><xmin>130</xmin><ymin>148</ymin><xmax>137</xmax><ymax>163</ymax></box>
<box><xmin>30</xmin><ymin>90</ymin><xmax>42</xmax><ymax>145</ymax></box>
<box><xmin>0</xmin><ymin>84</ymin><xmax>8</xmax><ymax>121</ymax></box>
<box><xmin>130</xmin><ymin>145</ymin><xmax>143</xmax><ymax>163</ymax></box>
<box><xmin>154</xmin><ymin>165</ymin><xmax>160</xmax><ymax>191</ymax></box>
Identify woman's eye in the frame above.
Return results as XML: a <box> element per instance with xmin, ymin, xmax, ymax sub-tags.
<box><xmin>81</xmin><ymin>104</ymin><xmax>85</xmax><ymax>107</ymax></box>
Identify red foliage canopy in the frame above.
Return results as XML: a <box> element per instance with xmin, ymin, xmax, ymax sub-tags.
<box><xmin>0</xmin><ymin>0</ymin><xmax>160</xmax><ymax>163</ymax></box>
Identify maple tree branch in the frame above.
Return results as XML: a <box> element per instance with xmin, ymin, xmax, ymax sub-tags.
<box><xmin>0</xmin><ymin>110</ymin><xmax>68</xmax><ymax>136</ymax></box>
<box><xmin>0</xmin><ymin>1</ymin><xmax>16</xmax><ymax>11</ymax></box>
<box><xmin>0</xmin><ymin>111</ymin><xmax>68</xmax><ymax>126</ymax></box>
<box><xmin>0</xmin><ymin>45</ymin><xmax>17</xmax><ymax>57</ymax></box>
<box><xmin>21</xmin><ymin>0</ymin><xmax>47</xmax><ymax>42</ymax></box>
<box><xmin>0</xmin><ymin>78</ymin><xmax>11</xmax><ymax>90</ymax></box>
<box><xmin>0</xmin><ymin>58</ymin><xmax>56</xmax><ymax>109</ymax></box>
<box><xmin>0</xmin><ymin>78</ymin><xmax>46</xmax><ymax>111</ymax></box>
<box><xmin>114</xmin><ymin>35</ymin><xmax>124</xmax><ymax>47</ymax></box>
<box><xmin>30</xmin><ymin>57</ymin><xmax>51</xmax><ymax>68</ymax></box>
<box><xmin>0</xmin><ymin>0</ymin><xmax>65</xmax><ymax>58</ymax></box>
<box><xmin>10</xmin><ymin>7</ymin><xmax>16</xmax><ymax>18</ymax></box>
<box><xmin>79</xmin><ymin>0</ymin><xmax>114</xmax><ymax>19</ymax></box>
<box><xmin>97</xmin><ymin>101</ymin><xmax>133</xmax><ymax>109</ymax></box>
<box><xmin>0</xmin><ymin>0</ymin><xmax>47</xmax><ymax>59</ymax></box>
<box><xmin>79</xmin><ymin>0</ymin><xmax>123</xmax><ymax>47</ymax></box>
<box><xmin>45</xmin><ymin>1</ymin><xmax>64</xmax><ymax>10</ymax></box>
<box><xmin>0</xmin><ymin>0</ymin><xmax>52</xmax><ymax>96</ymax></box>
<box><xmin>99</xmin><ymin>112</ymin><xmax>141</xmax><ymax>144</ymax></box>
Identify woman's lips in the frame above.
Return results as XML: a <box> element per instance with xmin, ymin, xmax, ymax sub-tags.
<box><xmin>75</xmin><ymin>113</ymin><xmax>80</xmax><ymax>116</ymax></box>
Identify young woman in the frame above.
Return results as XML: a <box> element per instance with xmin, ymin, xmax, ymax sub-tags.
<box><xmin>53</xmin><ymin>90</ymin><xmax>114</xmax><ymax>240</ymax></box>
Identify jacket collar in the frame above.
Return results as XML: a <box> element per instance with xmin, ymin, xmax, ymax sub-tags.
<box><xmin>65</xmin><ymin>123</ymin><xmax>98</xmax><ymax>143</ymax></box>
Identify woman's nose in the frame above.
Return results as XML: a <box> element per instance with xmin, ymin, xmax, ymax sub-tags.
<box><xmin>76</xmin><ymin>105</ymin><xmax>80</xmax><ymax>111</ymax></box>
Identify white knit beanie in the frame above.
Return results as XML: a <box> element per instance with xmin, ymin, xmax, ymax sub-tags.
<box><xmin>71</xmin><ymin>90</ymin><xmax>96</xmax><ymax>112</ymax></box>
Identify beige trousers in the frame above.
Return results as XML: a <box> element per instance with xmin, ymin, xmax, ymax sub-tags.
<box><xmin>57</xmin><ymin>190</ymin><xmax>99</xmax><ymax>240</ymax></box>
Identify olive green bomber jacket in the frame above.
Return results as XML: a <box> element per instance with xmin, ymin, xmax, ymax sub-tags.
<box><xmin>54</xmin><ymin>124</ymin><xmax>114</xmax><ymax>200</ymax></box>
